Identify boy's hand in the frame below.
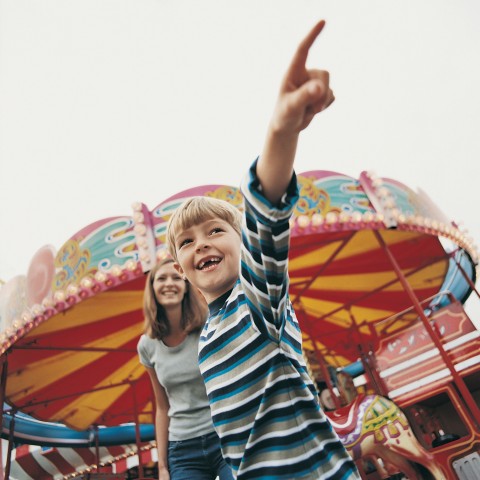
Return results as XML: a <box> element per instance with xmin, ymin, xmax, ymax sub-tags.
<box><xmin>258</xmin><ymin>20</ymin><xmax>334</xmax><ymax>205</ymax></box>
<box><xmin>271</xmin><ymin>20</ymin><xmax>334</xmax><ymax>135</ymax></box>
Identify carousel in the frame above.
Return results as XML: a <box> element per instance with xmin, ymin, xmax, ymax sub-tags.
<box><xmin>1</xmin><ymin>168</ymin><xmax>479</xmax><ymax>479</ymax></box>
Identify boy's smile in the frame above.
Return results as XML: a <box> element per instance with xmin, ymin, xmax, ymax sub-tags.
<box><xmin>196</xmin><ymin>256</ymin><xmax>222</xmax><ymax>271</ymax></box>
<box><xmin>174</xmin><ymin>218</ymin><xmax>241</xmax><ymax>303</ymax></box>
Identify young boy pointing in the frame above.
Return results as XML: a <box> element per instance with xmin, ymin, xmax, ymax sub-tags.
<box><xmin>167</xmin><ymin>21</ymin><xmax>360</xmax><ymax>480</ymax></box>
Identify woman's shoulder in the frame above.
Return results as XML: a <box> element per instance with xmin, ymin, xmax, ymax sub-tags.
<box><xmin>137</xmin><ymin>333</ymin><xmax>157</xmax><ymax>352</ymax></box>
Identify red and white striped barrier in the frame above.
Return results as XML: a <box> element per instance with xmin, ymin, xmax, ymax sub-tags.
<box><xmin>9</xmin><ymin>441</ymin><xmax>157</xmax><ymax>479</ymax></box>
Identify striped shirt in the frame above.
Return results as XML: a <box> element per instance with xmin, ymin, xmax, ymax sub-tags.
<box><xmin>198</xmin><ymin>160</ymin><xmax>360</xmax><ymax>479</ymax></box>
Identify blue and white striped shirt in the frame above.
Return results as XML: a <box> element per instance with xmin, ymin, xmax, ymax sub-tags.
<box><xmin>199</xmin><ymin>160</ymin><xmax>359</xmax><ymax>479</ymax></box>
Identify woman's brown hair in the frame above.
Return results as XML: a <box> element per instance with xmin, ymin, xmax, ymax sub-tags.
<box><xmin>142</xmin><ymin>258</ymin><xmax>207</xmax><ymax>339</ymax></box>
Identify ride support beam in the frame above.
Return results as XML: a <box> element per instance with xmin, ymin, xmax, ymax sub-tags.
<box><xmin>0</xmin><ymin>355</ymin><xmax>13</xmax><ymax>480</ymax></box>
<box><xmin>93</xmin><ymin>426</ymin><xmax>101</xmax><ymax>475</ymax></box>
<box><xmin>348</xmin><ymin>311</ymin><xmax>390</xmax><ymax>397</ymax></box>
<box><xmin>291</xmin><ymin>232</ymin><xmax>355</xmax><ymax>306</ymax></box>
<box><xmin>307</xmin><ymin>328</ymin><xmax>342</xmax><ymax>410</ymax></box>
<box><xmin>131</xmin><ymin>380</ymin><xmax>145</xmax><ymax>480</ymax></box>
<box><xmin>13</xmin><ymin>378</ymin><xmax>134</xmax><ymax>411</ymax></box>
<box><xmin>374</xmin><ymin>230</ymin><xmax>480</xmax><ymax>428</ymax></box>
<box><xmin>4</xmin><ymin>410</ymin><xmax>15</xmax><ymax>480</ymax></box>
<box><xmin>303</xmin><ymin>253</ymin><xmax>446</xmax><ymax>325</ymax></box>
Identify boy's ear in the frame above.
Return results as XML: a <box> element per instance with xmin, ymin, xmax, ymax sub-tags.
<box><xmin>173</xmin><ymin>262</ymin><xmax>185</xmax><ymax>277</ymax></box>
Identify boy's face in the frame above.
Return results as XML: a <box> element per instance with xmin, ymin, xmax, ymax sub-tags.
<box><xmin>173</xmin><ymin>217</ymin><xmax>241</xmax><ymax>304</ymax></box>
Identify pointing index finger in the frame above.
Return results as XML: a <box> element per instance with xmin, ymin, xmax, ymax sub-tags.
<box><xmin>287</xmin><ymin>20</ymin><xmax>326</xmax><ymax>83</ymax></box>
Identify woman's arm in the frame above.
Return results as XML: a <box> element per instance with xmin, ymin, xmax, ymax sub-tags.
<box><xmin>146</xmin><ymin>366</ymin><xmax>171</xmax><ymax>480</ymax></box>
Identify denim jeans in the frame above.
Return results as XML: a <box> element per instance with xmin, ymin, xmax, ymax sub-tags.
<box><xmin>168</xmin><ymin>430</ymin><xmax>233</xmax><ymax>480</ymax></box>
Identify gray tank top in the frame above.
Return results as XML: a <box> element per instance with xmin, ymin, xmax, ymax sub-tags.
<box><xmin>137</xmin><ymin>330</ymin><xmax>214</xmax><ymax>441</ymax></box>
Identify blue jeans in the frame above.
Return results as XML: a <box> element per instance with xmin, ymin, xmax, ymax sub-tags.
<box><xmin>168</xmin><ymin>430</ymin><xmax>233</xmax><ymax>480</ymax></box>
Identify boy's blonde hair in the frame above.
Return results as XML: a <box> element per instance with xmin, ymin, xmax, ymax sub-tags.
<box><xmin>167</xmin><ymin>196</ymin><xmax>243</xmax><ymax>261</ymax></box>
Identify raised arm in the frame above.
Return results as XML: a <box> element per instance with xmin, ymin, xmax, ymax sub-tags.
<box><xmin>257</xmin><ymin>20</ymin><xmax>334</xmax><ymax>205</ymax></box>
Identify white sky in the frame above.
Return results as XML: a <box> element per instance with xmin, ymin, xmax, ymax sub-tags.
<box><xmin>1</xmin><ymin>0</ymin><xmax>480</xmax><ymax>315</ymax></box>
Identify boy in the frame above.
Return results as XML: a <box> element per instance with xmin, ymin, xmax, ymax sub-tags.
<box><xmin>167</xmin><ymin>20</ymin><xmax>360</xmax><ymax>479</ymax></box>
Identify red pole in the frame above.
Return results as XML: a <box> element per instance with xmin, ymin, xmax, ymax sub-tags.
<box><xmin>299</xmin><ymin>308</ymin><xmax>342</xmax><ymax>410</ymax></box>
<box><xmin>313</xmin><ymin>341</ymin><xmax>342</xmax><ymax>410</ymax></box>
<box><xmin>364</xmin><ymin>324</ymin><xmax>391</xmax><ymax>397</ymax></box>
<box><xmin>130</xmin><ymin>381</ymin><xmax>145</xmax><ymax>479</ymax></box>
<box><xmin>374</xmin><ymin>230</ymin><xmax>480</xmax><ymax>427</ymax></box>
<box><xmin>4</xmin><ymin>410</ymin><xmax>15</xmax><ymax>480</ymax></box>
<box><xmin>348</xmin><ymin>311</ymin><xmax>389</xmax><ymax>397</ymax></box>
<box><xmin>291</xmin><ymin>232</ymin><xmax>355</xmax><ymax>304</ymax></box>
<box><xmin>0</xmin><ymin>355</ymin><xmax>11</xmax><ymax>480</ymax></box>
<box><xmin>93</xmin><ymin>426</ymin><xmax>101</xmax><ymax>475</ymax></box>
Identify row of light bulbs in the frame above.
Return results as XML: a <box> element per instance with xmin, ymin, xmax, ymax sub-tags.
<box><xmin>63</xmin><ymin>442</ymin><xmax>155</xmax><ymax>479</ymax></box>
<box><xmin>290</xmin><ymin>170</ymin><xmax>478</xmax><ymax>264</ymax></box>
<box><xmin>290</xmin><ymin>210</ymin><xmax>477</xmax><ymax>260</ymax></box>
<box><xmin>0</xmin><ymin>259</ymin><xmax>143</xmax><ymax>355</ymax></box>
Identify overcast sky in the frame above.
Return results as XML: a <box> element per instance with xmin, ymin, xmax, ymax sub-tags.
<box><xmin>1</xmin><ymin>0</ymin><xmax>480</xmax><ymax>315</ymax></box>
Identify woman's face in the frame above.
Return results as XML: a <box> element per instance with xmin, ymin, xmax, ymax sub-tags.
<box><xmin>152</xmin><ymin>262</ymin><xmax>187</xmax><ymax>307</ymax></box>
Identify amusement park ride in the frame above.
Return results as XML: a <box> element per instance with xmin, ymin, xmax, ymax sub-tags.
<box><xmin>0</xmin><ymin>169</ymin><xmax>479</xmax><ymax>479</ymax></box>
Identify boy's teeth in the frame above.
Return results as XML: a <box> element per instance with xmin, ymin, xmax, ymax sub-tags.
<box><xmin>198</xmin><ymin>257</ymin><xmax>220</xmax><ymax>269</ymax></box>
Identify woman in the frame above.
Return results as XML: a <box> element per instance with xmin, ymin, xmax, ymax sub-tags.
<box><xmin>137</xmin><ymin>257</ymin><xmax>233</xmax><ymax>480</ymax></box>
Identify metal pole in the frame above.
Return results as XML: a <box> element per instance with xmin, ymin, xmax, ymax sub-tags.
<box><xmin>0</xmin><ymin>355</ymin><xmax>9</xmax><ymax>480</ymax></box>
<box><xmin>347</xmin><ymin>310</ymin><xmax>390</xmax><ymax>397</ymax></box>
<box><xmin>294</xmin><ymin>253</ymin><xmax>447</xmax><ymax>325</ymax></box>
<box><xmin>364</xmin><ymin>324</ymin><xmax>390</xmax><ymax>397</ymax></box>
<box><xmin>313</xmin><ymin>342</ymin><xmax>342</xmax><ymax>410</ymax></box>
<box><xmin>130</xmin><ymin>381</ymin><xmax>145</xmax><ymax>479</ymax></box>
<box><xmin>4</xmin><ymin>411</ymin><xmax>15</xmax><ymax>480</ymax></box>
<box><xmin>291</xmin><ymin>232</ymin><xmax>355</xmax><ymax>304</ymax></box>
<box><xmin>298</xmin><ymin>306</ymin><xmax>342</xmax><ymax>410</ymax></box>
<box><xmin>93</xmin><ymin>425</ymin><xmax>101</xmax><ymax>475</ymax></box>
